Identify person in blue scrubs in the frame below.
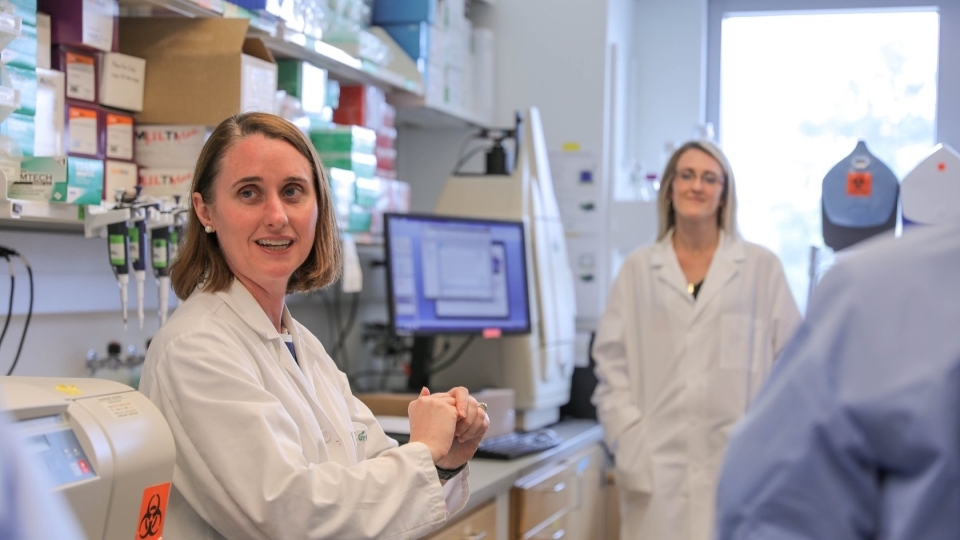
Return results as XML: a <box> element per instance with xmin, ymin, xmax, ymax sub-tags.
<box><xmin>715</xmin><ymin>221</ymin><xmax>960</xmax><ymax>540</ymax></box>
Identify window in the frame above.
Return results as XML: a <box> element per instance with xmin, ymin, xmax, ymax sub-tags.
<box><xmin>707</xmin><ymin>1</ymin><xmax>950</xmax><ymax>312</ymax></box>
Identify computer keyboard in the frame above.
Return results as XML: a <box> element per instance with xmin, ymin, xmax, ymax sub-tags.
<box><xmin>473</xmin><ymin>429</ymin><xmax>563</xmax><ymax>460</ymax></box>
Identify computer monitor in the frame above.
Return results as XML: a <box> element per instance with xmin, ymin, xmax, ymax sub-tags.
<box><xmin>383</xmin><ymin>212</ymin><xmax>532</xmax><ymax>388</ymax></box>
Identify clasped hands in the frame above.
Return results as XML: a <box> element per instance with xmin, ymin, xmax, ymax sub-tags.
<box><xmin>407</xmin><ymin>386</ymin><xmax>489</xmax><ymax>471</ymax></box>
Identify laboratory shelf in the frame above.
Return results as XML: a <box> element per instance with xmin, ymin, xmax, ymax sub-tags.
<box><xmin>116</xmin><ymin>0</ymin><xmax>492</xmax><ymax>129</ymax></box>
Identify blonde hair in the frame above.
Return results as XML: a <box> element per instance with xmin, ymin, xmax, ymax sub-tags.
<box><xmin>170</xmin><ymin>113</ymin><xmax>342</xmax><ymax>300</ymax></box>
<box><xmin>656</xmin><ymin>139</ymin><xmax>739</xmax><ymax>240</ymax></box>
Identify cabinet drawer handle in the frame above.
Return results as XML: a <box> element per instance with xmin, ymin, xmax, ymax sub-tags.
<box><xmin>536</xmin><ymin>481</ymin><xmax>566</xmax><ymax>493</ymax></box>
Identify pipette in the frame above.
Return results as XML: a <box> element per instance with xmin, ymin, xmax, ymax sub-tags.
<box><xmin>131</xmin><ymin>206</ymin><xmax>149</xmax><ymax>330</ymax></box>
<box><xmin>151</xmin><ymin>217</ymin><xmax>172</xmax><ymax>326</ymax></box>
<box><xmin>107</xmin><ymin>217</ymin><xmax>130</xmax><ymax>330</ymax></box>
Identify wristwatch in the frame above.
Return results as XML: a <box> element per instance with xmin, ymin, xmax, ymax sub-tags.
<box><xmin>435</xmin><ymin>462</ymin><xmax>467</xmax><ymax>481</ymax></box>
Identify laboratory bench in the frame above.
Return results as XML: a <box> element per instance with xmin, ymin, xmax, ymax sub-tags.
<box><xmin>427</xmin><ymin>419</ymin><xmax>612</xmax><ymax>540</ymax></box>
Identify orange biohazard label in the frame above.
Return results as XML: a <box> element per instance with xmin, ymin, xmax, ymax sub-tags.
<box><xmin>135</xmin><ymin>483</ymin><xmax>170</xmax><ymax>540</ymax></box>
<box><xmin>846</xmin><ymin>171</ymin><xmax>872</xmax><ymax>196</ymax></box>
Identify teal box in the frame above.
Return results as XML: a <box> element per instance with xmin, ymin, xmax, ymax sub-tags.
<box><xmin>1</xmin><ymin>23</ymin><xmax>37</xmax><ymax>70</ymax></box>
<box><xmin>50</xmin><ymin>156</ymin><xmax>103</xmax><ymax>205</ymax></box>
<box><xmin>6</xmin><ymin>64</ymin><xmax>37</xmax><ymax>115</ymax></box>
<box><xmin>0</xmin><ymin>0</ymin><xmax>37</xmax><ymax>27</ymax></box>
<box><xmin>11</xmin><ymin>155</ymin><xmax>63</xmax><ymax>201</ymax></box>
<box><xmin>320</xmin><ymin>152</ymin><xmax>377</xmax><ymax>180</ymax></box>
<box><xmin>0</xmin><ymin>111</ymin><xmax>35</xmax><ymax>156</ymax></box>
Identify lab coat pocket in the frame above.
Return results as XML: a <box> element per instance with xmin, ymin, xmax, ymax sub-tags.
<box><xmin>720</xmin><ymin>314</ymin><xmax>760</xmax><ymax>371</ymax></box>
<box><xmin>614</xmin><ymin>423</ymin><xmax>654</xmax><ymax>495</ymax></box>
<box><xmin>351</xmin><ymin>422</ymin><xmax>368</xmax><ymax>463</ymax></box>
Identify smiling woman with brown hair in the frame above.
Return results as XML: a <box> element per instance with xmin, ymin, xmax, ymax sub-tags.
<box><xmin>140</xmin><ymin>112</ymin><xmax>489</xmax><ymax>540</ymax></box>
<box><xmin>592</xmin><ymin>139</ymin><xmax>801</xmax><ymax>540</ymax></box>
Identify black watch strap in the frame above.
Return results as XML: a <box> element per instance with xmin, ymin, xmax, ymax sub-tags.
<box><xmin>435</xmin><ymin>462</ymin><xmax>468</xmax><ymax>481</ymax></box>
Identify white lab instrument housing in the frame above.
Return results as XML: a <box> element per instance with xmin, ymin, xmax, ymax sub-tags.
<box><xmin>0</xmin><ymin>377</ymin><xmax>175</xmax><ymax>540</ymax></box>
<box><xmin>901</xmin><ymin>143</ymin><xmax>960</xmax><ymax>226</ymax></box>
<box><xmin>432</xmin><ymin>107</ymin><xmax>577</xmax><ymax>430</ymax></box>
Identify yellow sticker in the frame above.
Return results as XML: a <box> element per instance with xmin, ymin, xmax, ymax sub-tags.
<box><xmin>55</xmin><ymin>384</ymin><xmax>82</xmax><ymax>396</ymax></box>
<box><xmin>561</xmin><ymin>142</ymin><xmax>581</xmax><ymax>152</ymax></box>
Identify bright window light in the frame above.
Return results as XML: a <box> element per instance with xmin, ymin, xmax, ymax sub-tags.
<box><xmin>720</xmin><ymin>10</ymin><xmax>939</xmax><ymax>312</ymax></box>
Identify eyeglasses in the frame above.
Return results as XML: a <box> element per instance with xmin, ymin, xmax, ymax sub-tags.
<box><xmin>675</xmin><ymin>169</ymin><xmax>724</xmax><ymax>186</ymax></box>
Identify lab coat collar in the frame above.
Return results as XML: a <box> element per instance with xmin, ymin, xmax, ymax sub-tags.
<box><xmin>650</xmin><ymin>229</ymin><xmax>746</xmax><ymax>308</ymax></box>
<box><xmin>215</xmin><ymin>279</ymin><xmax>287</xmax><ymax>341</ymax></box>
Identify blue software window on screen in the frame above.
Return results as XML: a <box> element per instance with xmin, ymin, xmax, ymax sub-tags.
<box><xmin>384</xmin><ymin>213</ymin><xmax>532</xmax><ymax>336</ymax></box>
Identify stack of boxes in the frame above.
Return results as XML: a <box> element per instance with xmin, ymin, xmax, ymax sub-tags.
<box><xmin>374</xmin><ymin>0</ymin><xmax>493</xmax><ymax>120</ymax></box>
<box><xmin>0</xmin><ymin>0</ymin><xmax>36</xmax><ymax>183</ymax></box>
<box><xmin>313</xmin><ymin>82</ymin><xmax>409</xmax><ymax>235</ymax></box>
<box><xmin>0</xmin><ymin>1</ymin><xmax>26</xmax><ymax>193</ymax></box>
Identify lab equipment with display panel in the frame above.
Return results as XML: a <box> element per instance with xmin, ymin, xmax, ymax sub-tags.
<box><xmin>0</xmin><ymin>376</ymin><xmax>175</xmax><ymax>540</ymax></box>
<box><xmin>426</xmin><ymin>106</ymin><xmax>578</xmax><ymax>430</ymax></box>
<box><xmin>383</xmin><ymin>212</ymin><xmax>533</xmax><ymax>391</ymax></box>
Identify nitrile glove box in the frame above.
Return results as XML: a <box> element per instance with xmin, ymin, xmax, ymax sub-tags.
<box><xmin>119</xmin><ymin>18</ymin><xmax>277</xmax><ymax>126</ymax></box>
<box><xmin>49</xmin><ymin>156</ymin><xmax>104</xmax><ymax>205</ymax></box>
<box><xmin>380</xmin><ymin>22</ymin><xmax>429</xmax><ymax>61</ymax></box>
<box><xmin>53</xmin><ymin>45</ymin><xmax>99</xmax><ymax>103</ymax></box>
<box><xmin>1</xmin><ymin>22</ymin><xmax>38</xmax><ymax>70</ymax></box>
<box><xmin>372</xmin><ymin>0</ymin><xmax>435</xmax><ymax>24</ymax></box>
<box><xmin>35</xmin><ymin>67</ymin><xmax>65</xmax><ymax>157</ymax></box>
<box><xmin>98</xmin><ymin>51</ymin><xmax>145</xmax><ymax>112</ymax></box>
<box><xmin>276</xmin><ymin>59</ymin><xmax>328</xmax><ymax>115</ymax></box>
<box><xmin>65</xmin><ymin>99</ymin><xmax>102</xmax><ymax>158</ymax></box>
<box><xmin>38</xmin><ymin>0</ymin><xmax>118</xmax><ymax>52</ymax></box>
<box><xmin>309</xmin><ymin>125</ymin><xmax>376</xmax><ymax>154</ymax></box>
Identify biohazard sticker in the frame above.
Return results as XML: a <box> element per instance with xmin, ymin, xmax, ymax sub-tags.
<box><xmin>846</xmin><ymin>171</ymin><xmax>872</xmax><ymax>196</ymax></box>
<box><xmin>136</xmin><ymin>483</ymin><xmax>170</xmax><ymax>540</ymax></box>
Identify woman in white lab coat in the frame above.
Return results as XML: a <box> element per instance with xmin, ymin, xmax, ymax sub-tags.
<box><xmin>591</xmin><ymin>140</ymin><xmax>801</xmax><ymax>540</ymax></box>
<box><xmin>139</xmin><ymin>112</ymin><xmax>489</xmax><ymax>540</ymax></box>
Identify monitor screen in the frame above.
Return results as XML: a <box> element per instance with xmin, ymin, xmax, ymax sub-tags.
<box><xmin>384</xmin><ymin>213</ymin><xmax>531</xmax><ymax>336</ymax></box>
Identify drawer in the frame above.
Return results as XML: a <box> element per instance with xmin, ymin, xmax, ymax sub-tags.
<box><xmin>425</xmin><ymin>499</ymin><xmax>498</xmax><ymax>540</ymax></box>
<box><xmin>512</xmin><ymin>461</ymin><xmax>581</xmax><ymax>539</ymax></box>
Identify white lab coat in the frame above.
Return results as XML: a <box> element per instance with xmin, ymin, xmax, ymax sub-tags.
<box><xmin>140</xmin><ymin>280</ymin><xmax>469</xmax><ymax>540</ymax></box>
<box><xmin>591</xmin><ymin>230</ymin><xmax>800</xmax><ymax>540</ymax></box>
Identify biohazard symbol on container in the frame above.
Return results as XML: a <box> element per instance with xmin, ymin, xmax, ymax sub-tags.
<box><xmin>846</xmin><ymin>171</ymin><xmax>873</xmax><ymax>197</ymax></box>
<box><xmin>136</xmin><ymin>483</ymin><xmax>170</xmax><ymax>540</ymax></box>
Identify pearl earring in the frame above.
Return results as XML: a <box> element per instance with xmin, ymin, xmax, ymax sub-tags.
<box><xmin>204</xmin><ymin>225</ymin><xmax>215</xmax><ymax>233</ymax></box>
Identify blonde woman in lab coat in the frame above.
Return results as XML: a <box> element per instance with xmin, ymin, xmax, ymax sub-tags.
<box><xmin>592</xmin><ymin>140</ymin><xmax>801</xmax><ymax>540</ymax></box>
<box><xmin>139</xmin><ymin>113</ymin><xmax>489</xmax><ymax>540</ymax></box>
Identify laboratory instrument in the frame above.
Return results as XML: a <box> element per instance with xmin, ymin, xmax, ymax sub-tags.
<box><xmin>901</xmin><ymin>143</ymin><xmax>960</xmax><ymax>226</ymax></box>
<box><xmin>0</xmin><ymin>376</ymin><xmax>175</xmax><ymax>540</ymax></box>
<box><xmin>432</xmin><ymin>107</ymin><xmax>578</xmax><ymax>430</ymax></box>
<box><xmin>106</xmin><ymin>208</ymin><xmax>130</xmax><ymax>329</ymax></box>
<box><xmin>383</xmin><ymin>212</ymin><xmax>532</xmax><ymax>391</ymax></box>
<box><xmin>821</xmin><ymin>140</ymin><xmax>899</xmax><ymax>251</ymax></box>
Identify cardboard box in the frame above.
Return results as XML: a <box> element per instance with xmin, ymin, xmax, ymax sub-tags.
<box><xmin>0</xmin><ymin>112</ymin><xmax>35</xmax><ymax>157</ymax></box>
<box><xmin>134</xmin><ymin>124</ymin><xmax>207</xmax><ymax>169</ymax></box>
<box><xmin>104</xmin><ymin>159</ymin><xmax>137</xmax><ymax>202</ymax></box>
<box><xmin>6</xmin><ymin>64</ymin><xmax>37</xmax><ymax>115</ymax></box>
<box><xmin>103</xmin><ymin>109</ymin><xmax>134</xmax><ymax>160</ymax></box>
<box><xmin>65</xmin><ymin>100</ymin><xmax>101</xmax><ymax>158</ymax></box>
<box><xmin>53</xmin><ymin>45</ymin><xmax>99</xmax><ymax>103</ymax></box>
<box><xmin>0</xmin><ymin>0</ymin><xmax>38</xmax><ymax>28</ymax></box>
<box><xmin>35</xmin><ymin>67</ymin><xmax>65</xmax><ymax>157</ymax></box>
<box><xmin>38</xmin><ymin>0</ymin><xmax>117</xmax><ymax>52</ymax></box>
<box><xmin>276</xmin><ymin>59</ymin><xmax>328</xmax><ymax>115</ymax></box>
<box><xmin>356</xmin><ymin>393</ymin><xmax>417</xmax><ymax>417</ymax></box>
<box><xmin>1</xmin><ymin>21</ymin><xmax>38</xmax><ymax>70</ymax></box>
<box><xmin>36</xmin><ymin>13</ymin><xmax>49</xmax><ymax>69</ymax></box>
<box><xmin>98</xmin><ymin>51</ymin><xmax>145</xmax><ymax>112</ymax></box>
<box><xmin>10</xmin><ymin>156</ymin><xmax>60</xmax><ymax>201</ymax></box>
<box><xmin>119</xmin><ymin>18</ymin><xmax>278</xmax><ymax>126</ymax></box>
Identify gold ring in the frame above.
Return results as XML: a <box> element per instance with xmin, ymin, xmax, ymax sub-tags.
<box><xmin>477</xmin><ymin>402</ymin><xmax>488</xmax><ymax>411</ymax></box>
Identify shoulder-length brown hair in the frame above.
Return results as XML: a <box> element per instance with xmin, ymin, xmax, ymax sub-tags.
<box><xmin>656</xmin><ymin>139</ymin><xmax>739</xmax><ymax>240</ymax></box>
<box><xmin>170</xmin><ymin>112</ymin><xmax>342</xmax><ymax>300</ymax></box>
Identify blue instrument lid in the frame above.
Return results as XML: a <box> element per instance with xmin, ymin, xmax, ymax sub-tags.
<box><xmin>822</xmin><ymin>140</ymin><xmax>899</xmax><ymax>228</ymax></box>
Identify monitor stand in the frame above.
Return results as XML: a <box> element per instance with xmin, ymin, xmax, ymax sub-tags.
<box><xmin>406</xmin><ymin>336</ymin><xmax>435</xmax><ymax>391</ymax></box>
